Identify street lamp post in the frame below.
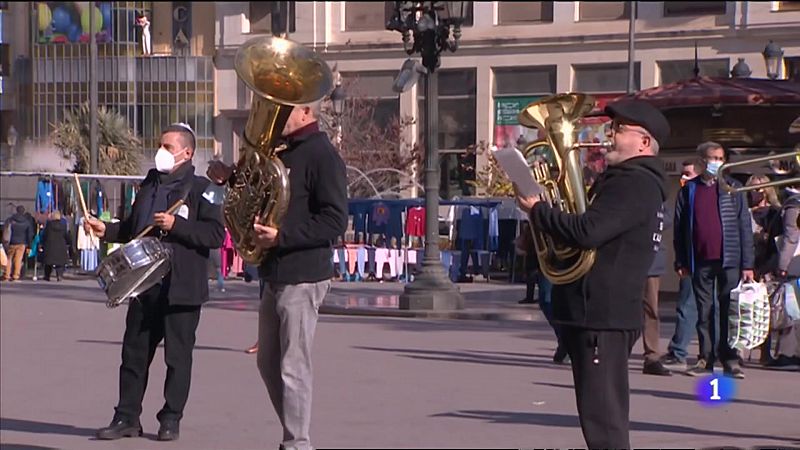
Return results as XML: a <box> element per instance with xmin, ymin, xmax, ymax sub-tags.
<box><xmin>762</xmin><ymin>40</ymin><xmax>784</xmax><ymax>80</ymax></box>
<box><xmin>89</xmin><ymin>1</ymin><xmax>99</xmax><ymax>174</ymax></box>
<box><xmin>6</xmin><ymin>125</ymin><xmax>18</xmax><ymax>170</ymax></box>
<box><xmin>387</xmin><ymin>1</ymin><xmax>466</xmax><ymax>310</ymax></box>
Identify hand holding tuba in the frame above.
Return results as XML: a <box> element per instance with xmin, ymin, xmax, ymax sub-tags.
<box><xmin>517</xmin><ymin>93</ymin><xmax>611</xmax><ymax>285</ymax></box>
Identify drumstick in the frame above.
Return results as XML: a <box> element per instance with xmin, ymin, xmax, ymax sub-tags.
<box><xmin>73</xmin><ymin>173</ymin><xmax>95</xmax><ymax>239</ymax></box>
<box><xmin>133</xmin><ymin>199</ymin><xmax>186</xmax><ymax>240</ymax></box>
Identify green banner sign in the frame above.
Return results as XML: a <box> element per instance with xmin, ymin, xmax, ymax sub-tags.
<box><xmin>494</xmin><ymin>96</ymin><xmax>541</xmax><ymax>126</ymax></box>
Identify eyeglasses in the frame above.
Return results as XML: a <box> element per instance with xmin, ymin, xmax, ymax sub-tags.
<box><xmin>610</xmin><ymin>120</ymin><xmax>650</xmax><ymax>137</ymax></box>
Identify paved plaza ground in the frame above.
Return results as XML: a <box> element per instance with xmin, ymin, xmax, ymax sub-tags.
<box><xmin>1</xmin><ymin>277</ymin><xmax>798</xmax><ymax>450</ymax></box>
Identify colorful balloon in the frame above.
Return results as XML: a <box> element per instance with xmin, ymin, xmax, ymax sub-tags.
<box><xmin>68</xmin><ymin>23</ymin><xmax>81</xmax><ymax>42</ymax></box>
<box><xmin>100</xmin><ymin>3</ymin><xmax>112</xmax><ymax>31</ymax></box>
<box><xmin>51</xmin><ymin>6</ymin><xmax>72</xmax><ymax>34</ymax></box>
<box><xmin>37</xmin><ymin>3</ymin><xmax>53</xmax><ymax>32</ymax></box>
<box><xmin>80</xmin><ymin>6</ymin><xmax>103</xmax><ymax>34</ymax></box>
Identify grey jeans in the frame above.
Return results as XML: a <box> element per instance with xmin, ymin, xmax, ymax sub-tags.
<box><xmin>257</xmin><ymin>280</ymin><xmax>330</xmax><ymax>450</ymax></box>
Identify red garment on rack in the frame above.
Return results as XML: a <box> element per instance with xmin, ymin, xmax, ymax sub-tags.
<box><xmin>221</xmin><ymin>229</ymin><xmax>236</xmax><ymax>277</ymax></box>
<box><xmin>406</xmin><ymin>206</ymin><xmax>426</xmax><ymax>237</ymax></box>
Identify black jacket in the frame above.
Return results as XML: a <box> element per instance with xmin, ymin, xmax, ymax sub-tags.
<box><xmin>42</xmin><ymin>219</ymin><xmax>71</xmax><ymax>266</ymax></box>
<box><xmin>530</xmin><ymin>156</ymin><xmax>667</xmax><ymax>330</ymax></box>
<box><xmin>259</xmin><ymin>128</ymin><xmax>349</xmax><ymax>284</ymax></box>
<box><xmin>6</xmin><ymin>213</ymin><xmax>33</xmax><ymax>246</ymax></box>
<box><xmin>104</xmin><ymin>163</ymin><xmax>225</xmax><ymax>306</ymax></box>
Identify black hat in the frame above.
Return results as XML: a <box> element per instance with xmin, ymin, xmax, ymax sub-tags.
<box><xmin>604</xmin><ymin>100</ymin><xmax>670</xmax><ymax>147</ymax></box>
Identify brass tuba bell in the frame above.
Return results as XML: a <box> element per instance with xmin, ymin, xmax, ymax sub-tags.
<box><xmin>225</xmin><ymin>36</ymin><xmax>334</xmax><ymax>265</ymax></box>
<box><xmin>518</xmin><ymin>93</ymin><xmax>611</xmax><ymax>285</ymax></box>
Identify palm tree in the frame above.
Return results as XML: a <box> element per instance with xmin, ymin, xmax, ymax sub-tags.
<box><xmin>51</xmin><ymin>102</ymin><xmax>143</xmax><ymax>175</ymax></box>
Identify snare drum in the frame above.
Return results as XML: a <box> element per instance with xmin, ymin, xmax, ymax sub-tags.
<box><xmin>96</xmin><ymin>237</ymin><xmax>172</xmax><ymax>308</ymax></box>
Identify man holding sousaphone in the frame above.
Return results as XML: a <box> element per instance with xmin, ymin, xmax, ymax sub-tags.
<box><xmin>84</xmin><ymin>123</ymin><xmax>225</xmax><ymax>441</ymax></box>
<box><xmin>514</xmin><ymin>98</ymin><xmax>669</xmax><ymax>449</ymax></box>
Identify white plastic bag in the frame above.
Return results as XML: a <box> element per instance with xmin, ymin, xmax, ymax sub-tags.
<box><xmin>728</xmin><ymin>280</ymin><xmax>771</xmax><ymax>351</ymax></box>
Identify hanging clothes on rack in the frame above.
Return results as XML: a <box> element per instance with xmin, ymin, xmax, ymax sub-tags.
<box><xmin>35</xmin><ymin>177</ymin><xmax>54</xmax><ymax>214</ymax></box>
<box><xmin>406</xmin><ymin>206</ymin><xmax>426</xmax><ymax>238</ymax></box>
<box><xmin>77</xmin><ymin>217</ymin><xmax>100</xmax><ymax>272</ymax></box>
<box><xmin>80</xmin><ymin>180</ymin><xmax>93</xmax><ymax>214</ymax></box>
<box><xmin>93</xmin><ymin>180</ymin><xmax>105</xmax><ymax>216</ymax></box>
<box><xmin>458</xmin><ymin>206</ymin><xmax>485</xmax><ymax>280</ymax></box>
<box><xmin>221</xmin><ymin>229</ymin><xmax>236</xmax><ymax>277</ymax></box>
<box><xmin>350</xmin><ymin>202</ymin><xmax>370</xmax><ymax>236</ymax></box>
<box><xmin>488</xmin><ymin>206</ymin><xmax>499</xmax><ymax>252</ymax></box>
<box><xmin>60</xmin><ymin>179</ymin><xmax>75</xmax><ymax>217</ymax></box>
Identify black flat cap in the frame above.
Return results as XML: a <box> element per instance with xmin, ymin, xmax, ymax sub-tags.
<box><xmin>605</xmin><ymin>100</ymin><xmax>670</xmax><ymax>147</ymax></box>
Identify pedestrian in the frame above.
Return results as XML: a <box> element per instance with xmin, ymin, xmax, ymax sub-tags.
<box><xmin>85</xmin><ymin>123</ymin><xmax>225</xmax><ymax>441</ymax></box>
<box><xmin>515</xmin><ymin>221</ymin><xmax>566</xmax><ymax>363</ymax></box>
<box><xmin>674</xmin><ymin>141</ymin><xmax>754</xmax><ymax>379</ymax></box>
<box><xmin>641</xmin><ymin>201</ymin><xmax>673</xmax><ymax>376</ymax></box>
<box><xmin>207</xmin><ymin>99</ymin><xmax>348</xmax><ymax>450</ymax></box>
<box><xmin>41</xmin><ymin>211</ymin><xmax>71</xmax><ymax>282</ymax></box>
<box><xmin>515</xmin><ymin>99</ymin><xmax>669</xmax><ymax>448</ymax></box>
<box><xmin>661</xmin><ymin>160</ymin><xmax>701</xmax><ymax>371</ymax></box>
<box><xmin>516</xmin><ymin>222</ymin><xmax>539</xmax><ymax>305</ymax></box>
<box><xmin>209</xmin><ymin>247</ymin><xmax>225</xmax><ymax>292</ymax></box>
<box><xmin>2</xmin><ymin>205</ymin><xmax>34</xmax><ymax>282</ymax></box>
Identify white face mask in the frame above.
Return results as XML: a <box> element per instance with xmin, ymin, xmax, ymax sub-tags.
<box><xmin>705</xmin><ymin>160</ymin><xmax>723</xmax><ymax>176</ymax></box>
<box><xmin>155</xmin><ymin>147</ymin><xmax>184</xmax><ymax>173</ymax></box>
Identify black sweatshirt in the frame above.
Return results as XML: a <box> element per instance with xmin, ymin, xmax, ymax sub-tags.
<box><xmin>530</xmin><ymin>155</ymin><xmax>667</xmax><ymax>330</ymax></box>
<box><xmin>259</xmin><ymin>128</ymin><xmax>349</xmax><ymax>284</ymax></box>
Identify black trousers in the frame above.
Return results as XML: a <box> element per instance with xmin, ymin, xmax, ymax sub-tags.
<box><xmin>43</xmin><ymin>264</ymin><xmax>64</xmax><ymax>280</ymax></box>
<box><xmin>692</xmin><ymin>260</ymin><xmax>740</xmax><ymax>365</ymax></box>
<box><xmin>562</xmin><ymin>326</ymin><xmax>639</xmax><ymax>449</ymax></box>
<box><xmin>114</xmin><ymin>286</ymin><xmax>202</xmax><ymax>423</ymax></box>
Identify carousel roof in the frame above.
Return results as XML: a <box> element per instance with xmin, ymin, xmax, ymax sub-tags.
<box><xmin>609</xmin><ymin>76</ymin><xmax>800</xmax><ymax>108</ymax></box>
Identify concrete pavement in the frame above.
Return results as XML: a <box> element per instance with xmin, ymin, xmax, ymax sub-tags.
<box><xmin>1</xmin><ymin>277</ymin><xmax>798</xmax><ymax>449</ymax></box>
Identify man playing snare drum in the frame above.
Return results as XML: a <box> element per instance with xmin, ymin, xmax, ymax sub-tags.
<box><xmin>84</xmin><ymin>123</ymin><xmax>224</xmax><ymax>441</ymax></box>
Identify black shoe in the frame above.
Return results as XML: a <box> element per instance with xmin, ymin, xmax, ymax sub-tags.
<box><xmin>95</xmin><ymin>419</ymin><xmax>142</xmax><ymax>440</ymax></box>
<box><xmin>766</xmin><ymin>355</ymin><xmax>800</xmax><ymax>370</ymax></box>
<box><xmin>157</xmin><ymin>419</ymin><xmax>180</xmax><ymax>441</ymax></box>
<box><xmin>659</xmin><ymin>354</ymin><xmax>688</xmax><ymax>371</ymax></box>
<box><xmin>518</xmin><ymin>298</ymin><xmax>536</xmax><ymax>304</ymax></box>
<box><xmin>723</xmin><ymin>362</ymin><xmax>746</xmax><ymax>379</ymax></box>
<box><xmin>685</xmin><ymin>359</ymin><xmax>712</xmax><ymax>377</ymax></box>
<box><xmin>553</xmin><ymin>347</ymin><xmax>569</xmax><ymax>364</ymax></box>
<box><xmin>643</xmin><ymin>360</ymin><xmax>673</xmax><ymax>376</ymax></box>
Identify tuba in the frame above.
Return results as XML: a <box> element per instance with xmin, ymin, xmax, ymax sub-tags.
<box><xmin>225</xmin><ymin>36</ymin><xmax>334</xmax><ymax>264</ymax></box>
<box><xmin>517</xmin><ymin>93</ymin><xmax>611</xmax><ymax>285</ymax></box>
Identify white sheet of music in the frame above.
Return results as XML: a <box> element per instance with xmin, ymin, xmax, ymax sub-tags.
<box><xmin>491</xmin><ymin>145</ymin><xmax>543</xmax><ymax>198</ymax></box>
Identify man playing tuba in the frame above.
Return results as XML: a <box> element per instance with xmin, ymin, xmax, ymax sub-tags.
<box><xmin>208</xmin><ymin>100</ymin><xmax>348</xmax><ymax>450</ymax></box>
<box><xmin>515</xmin><ymin>99</ymin><xmax>669</xmax><ymax>449</ymax></box>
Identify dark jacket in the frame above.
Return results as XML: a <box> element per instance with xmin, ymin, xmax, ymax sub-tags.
<box><xmin>673</xmin><ymin>176</ymin><xmax>754</xmax><ymax>273</ymax></box>
<box><xmin>104</xmin><ymin>163</ymin><xmax>225</xmax><ymax>306</ymax></box>
<box><xmin>530</xmin><ymin>156</ymin><xmax>667</xmax><ymax>330</ymax></box>
<box><xmin>42</xmin><ymin>219</ymin><xmax>71</xmax><ymax>266</ymax></box>
<box><xmin>777</xmin><ymin>194</ymin><xmax>800</xmax><ymax>272</ymax></box>
<box><xmin>259</xmin><ymin>127</ymin><xmax>349</xmax><ymax>284</ymax></box>
<box><xmin>7</xmin><ymin>213</ymin><xmax>33</xmax><ymax>246</ymax></box>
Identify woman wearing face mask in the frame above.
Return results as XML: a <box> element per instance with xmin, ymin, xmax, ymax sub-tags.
<box><xmin>746</xmin><ymin>175</ymin><xmax>782</xmax><ymax>280</ymax></box>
